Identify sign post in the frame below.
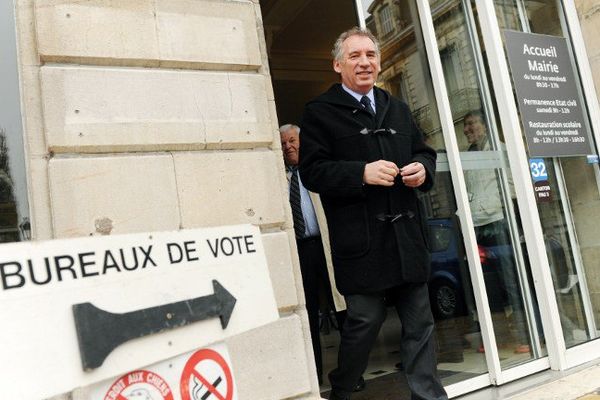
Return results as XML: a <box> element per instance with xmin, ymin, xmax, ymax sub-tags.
<box><xmin>0</xmin><ymin>224</ymin><xmax>278</xmax><ymax>400</ymax></box>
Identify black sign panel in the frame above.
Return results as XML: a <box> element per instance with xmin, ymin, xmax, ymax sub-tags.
<box><xmin>504</xmin><ymin>30</ymin><xmax>592</xmax><ymax>157</ymax></box>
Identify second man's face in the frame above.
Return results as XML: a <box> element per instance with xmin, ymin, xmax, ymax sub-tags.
<box><xmin>334</xmin><ymin>35</ymin><xmax>381</xmax><ymax>95</ymax></box>
<box><xmin>281</xmin><ymin>129</ymin><xmax>300</xmax><ymax>166</ymax></box>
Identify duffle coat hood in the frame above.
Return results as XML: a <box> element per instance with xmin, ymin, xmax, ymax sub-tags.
<box><xmin>299</xmin><ymin>84</ymin><xmax>437</xmax><ymax>295</ymax></box>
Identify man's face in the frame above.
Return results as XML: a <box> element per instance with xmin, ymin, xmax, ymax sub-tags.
<box><xmin>333</xmin><ymin>35</ymin><xmax>381</xmax><ymax>95</ymax></box>
<box><xmin>463</xmin><ymin>115</ymin><xmax>487</xmax><ymax>146</ymax></box>
<box><xmin>281</xmin><ymin>128</ymin><xmax>300</xmax><ymax>166</ymax></box>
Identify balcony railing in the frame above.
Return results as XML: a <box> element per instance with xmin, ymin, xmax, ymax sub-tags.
<box><xmin>448</xmin><ymin>87</ymin><xmax>482</xmax><ymax>118</ymax></box>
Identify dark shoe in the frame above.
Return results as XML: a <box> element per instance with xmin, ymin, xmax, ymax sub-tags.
<box><xmin>329</xmin><ymin>391</ymin><xmax>350</xmax><ymax>400</ymax></box>
<box><xmin>353</xmin><ymin>376</ymin><xmax>366</xmax><ymax>392</ymax></box>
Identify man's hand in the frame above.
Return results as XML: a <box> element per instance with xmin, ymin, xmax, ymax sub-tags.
<box><xmin>363</xmin><ymin>160</ymin><xmax>400</xmax><ymax>186</ymax></box>
<box><xmin>400</xmin><ymin>162</ymin><xmax>426</xmax><ymax>188</ymax></box>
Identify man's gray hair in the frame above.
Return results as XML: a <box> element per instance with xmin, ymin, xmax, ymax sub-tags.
<box><xmin>463</xmin><ymin>109</ymin><xmax>485</xmax><ymax>122</ymax></box>
<box><xmin>331</xmin><ymin>27</ymin><xmax>380</xmax><ymax>61</ymax></box>
<box><xmin>279</xmin><ymin>124</ymin><xmax>300</xmax><ymax>134</ymax></box>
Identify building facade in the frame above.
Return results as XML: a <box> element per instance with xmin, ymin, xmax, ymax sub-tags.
<box><xmin>1</xmin><ymin>0</ymin><xmax>600</xmax><ymax>399</ymax></box>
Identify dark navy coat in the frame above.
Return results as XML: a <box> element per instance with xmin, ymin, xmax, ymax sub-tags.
<box><xmin>299</xmin><ymin>84</ymin><xmax>436</xmax><ymax>295</ymax></box>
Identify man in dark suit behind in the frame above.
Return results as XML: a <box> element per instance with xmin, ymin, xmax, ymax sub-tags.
<box><xmin>280</xmin><ymin>123</ymin><xmax>338</xmax><ymax>385</ymax></box>
<box><xmin>281</xmin><ymin>123</ymin><xmax>366</xmax><ymax>392</ymax></box>
<box><xmin>299</xmin><ymin>27</ymin><xmax>448</xmax><ymax>400</ymax></box>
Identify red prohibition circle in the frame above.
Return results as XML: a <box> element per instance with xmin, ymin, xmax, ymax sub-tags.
<box><xmin>103</xmin><ymin>369</ymin><xmax>174</xmax><ymax>400</ymax></box>
<box><xmin>180</xmin><ymin>348</ymin><xmax>234</xmax><ymax>400</ymax></box>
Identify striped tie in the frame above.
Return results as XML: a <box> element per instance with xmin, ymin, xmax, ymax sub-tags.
<box><xmin>289</xmin><ymin>167</ymin><xmax>306</xmax><ymax>239</ymax></box>
<box><xmin>360</xmin><ymin>95</ymin><xmax>375</xmax><ymax>117</ymax></box>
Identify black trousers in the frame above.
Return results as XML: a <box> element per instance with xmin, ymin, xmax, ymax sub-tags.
<box><xmin>329</xmin><ymin>283</ymin><xmax>448</xmax><ymax>400</ymax></box>
<box><xmin>296</xmin><ymin>236</ymin><xmax>345</xmax><ymax>380</ymax></box>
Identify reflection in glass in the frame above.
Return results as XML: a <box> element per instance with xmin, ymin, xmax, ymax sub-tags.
<box><xmin>1</xmin><ymin>0</ymin><xmax>29</xmax><ymax>244</ymax></box>
<box><xmin>431</xmin><ymin>0</ymin><xmax>545</xmax><ymax>369</ymax></box>
<box><xmin>0</xmin><ymin>128</ymin><xmax>20</xmax><ymax>242</ymax></box>
<box><xmin>494</xmin><ymin>0</ymin><xmax>600</xmax><ymax>345</ymax></box>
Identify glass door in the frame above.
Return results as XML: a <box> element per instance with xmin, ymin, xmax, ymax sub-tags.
<box><xmin>0</xmin><ymin>1</ymin><xmax>30</xmax><ymax>242</ymax></box>
<box><xmin>468</xmin><ymin>0</ymin><xmax>600</xmax><ymax>377</ymax></box>
<box><xmin>426</xmin><ymin>0</ymin><xmax>547</xmax><ymax>371</ymax></box>
<box><xmin>356</xmin><ymin>0</ymin><xmax>493</xmax><ymax>394</ymax></box>
<box><xmin>489</xmin><ymin>0</ymin><xmax>600</xmax><ymax>351</ymax></box>
<box><xmin>416</xmin><ymin>0</ymin><xmax>590</xmax><ymax>390</ymax></box>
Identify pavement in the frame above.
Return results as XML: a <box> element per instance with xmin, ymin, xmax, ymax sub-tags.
<box><xmin>577</xmin><ymin>392</ymin><xmax>600</xmax><ymax>400</ymax></box>
<box><xmin>507</xmin><ymin>364</ymin><xmax>600</xmax><ymax>400</ymax></box>
<box><xmin>318</xmin><ymin>360</ymin><xmax>600</xmax><ymax>399</ymax></box>
<box><xmin>454</xmin><ymin>361</ymin><xmax>600</xmax><ymax>400</ymax></box>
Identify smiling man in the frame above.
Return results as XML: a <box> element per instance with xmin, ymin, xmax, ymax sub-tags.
<box><xmin>299</xmin><ymin>28</ymin><xmax>448</xmax><ymax>400</ymax></box>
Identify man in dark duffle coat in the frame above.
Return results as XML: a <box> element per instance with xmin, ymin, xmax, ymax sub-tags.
<box><xmin>299</xmin><ymin>27</ymin><xmax>448</xmax><ymax>400</ymax></box>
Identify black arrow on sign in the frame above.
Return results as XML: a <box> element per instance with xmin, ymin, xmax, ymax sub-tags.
<box><xmin>72</xmin><ymin>279</ymin><xmax>236</xmax><ymax>370</ymax></box>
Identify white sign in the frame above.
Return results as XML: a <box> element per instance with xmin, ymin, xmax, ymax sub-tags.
<box><xmin>0</xmin><ymin>225</ymin><xmax>277</xmax><ymax>400</ymax></box>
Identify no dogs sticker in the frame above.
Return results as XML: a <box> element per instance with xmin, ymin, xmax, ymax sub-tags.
<box><xmin>103</xmin><ymin>369</ymin><xmax>173</xmax><ymax>400</ymax></box>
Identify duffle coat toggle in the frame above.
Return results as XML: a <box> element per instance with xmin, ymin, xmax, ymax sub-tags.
<box><xmin>375</xmin><ymin>211</ymin><xmax>416</xmax><ymax>223</ymax></box>
<box><xmin>360</xmin><ymin>127</ymin><xmax>397</xmax><ymax>135</ymax></box>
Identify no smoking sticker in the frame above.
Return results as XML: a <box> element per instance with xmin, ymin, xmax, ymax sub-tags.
<box><xmin>103</xmin><ymin>370</ymin><xmax>173</xmax><ymax>400</ymax></box>
<box><xmin>180</xmin><ymin>348</ymin><xmax>237</xmax><ymax>400</ymax></box>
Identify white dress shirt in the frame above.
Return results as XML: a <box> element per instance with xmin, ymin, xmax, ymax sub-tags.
<box><xmin>341</xmin><ymin>84</ymin><xmax>376</xmax><ymax>114</ymax></box>
<box><xmin>287</xmin><ymin>167</ymin><xmax>320</xmax><ymax>238</ymax></box>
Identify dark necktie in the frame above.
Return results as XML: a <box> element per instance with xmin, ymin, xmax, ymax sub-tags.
<box><xmin>360</xmin><ymin>95</ymin><xmax>375</xmax><ymax>117</ymax></box>
<box><xmin>289</xmin><ymin>167</ymin><xmax>306</xmax><ymax>239</ymax></box>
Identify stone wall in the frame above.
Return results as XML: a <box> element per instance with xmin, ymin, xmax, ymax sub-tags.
<box><xmin>14</xmin><ymin>0</ymin><xmax>319</xmax><ymax>399</ymax></box>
